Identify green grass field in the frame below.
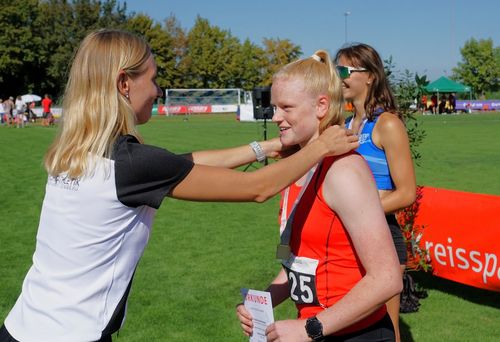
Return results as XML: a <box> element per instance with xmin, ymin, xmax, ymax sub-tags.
<box><xmin>1</xmin><ymin>113</ymin><xmax>499</xmax><ymax>341</ymax></box>
<box><xmin>413</xmin><ymin>113</ymin><xmax>500</xmax><ymax>195</ymax></box>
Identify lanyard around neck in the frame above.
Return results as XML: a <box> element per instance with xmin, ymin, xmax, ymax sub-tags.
<box><xmin>347</xmin><ymin>116</ymin><xmax>368</xmax><ymax>136</ymax></box>
<box><xmin>276</xmin><ymin>165</ymin><xmax>318</xmax><ymax>259</ymax></box>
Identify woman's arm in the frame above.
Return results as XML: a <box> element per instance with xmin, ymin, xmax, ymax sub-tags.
<box><xmin>317</xmin><ymin>154</ymin><xmax>403</xmax><ymax>335</ymax></box>
<box><xmin>374</xmin><ymin>113</ymin><xmax>417</xmax><ymax>213</ymax></box>
<box><xmin>265</xmin><ymin>155</ymin><xmax>402</xmax><ymax>341</ymax></box>
<box><xmin>189</xmin><ymin>138</ymin><xmax>282</xmax><ymax>168</ymax></box>
<box><xmin>265</xmin><ymin>268</ymin><xmax>290</xmax><ymax>308</ymax></box>
<box><xmin>171</xmin><ymin>125</ymin><xmax>359</xmax><ymax>202</ymax></box>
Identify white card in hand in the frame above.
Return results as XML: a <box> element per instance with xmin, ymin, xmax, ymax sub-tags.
<box><xmin>241</xmin><ymin>288</ymin><xmax>274</xmax><ymax>342</ymax></box>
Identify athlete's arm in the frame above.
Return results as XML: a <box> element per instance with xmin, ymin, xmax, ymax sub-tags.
<box><xmin>317</xmin><ymin>153</ymin><xmax>402</xmax><ymax>335</ymax></box>
<box><xmin>263</xmin><ymin>268</ymin><xmax>290</xmax><ymax>307</ymax></box>
<box><xmin>373</xmin><ymin>113</ymin><xmax>417</xmax><ymax>213</ymax></box>
<box><xmin>265</xmin><ymin>154</ymin><xmax>402</xmax><ymax>341</ymax></box>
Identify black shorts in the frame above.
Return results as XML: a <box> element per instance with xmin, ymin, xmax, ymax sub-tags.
<box><xmin>386</xmin><ymin>214</ymin><xmax>407</xmax><ymax>265</ymax></box>
<box><xmin>324</xmin><ymin>313</ymin><xmax>395</xmax><ymax>341</ymax></box>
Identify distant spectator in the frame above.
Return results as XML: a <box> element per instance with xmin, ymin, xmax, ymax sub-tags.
<box><xmin>448</xmin><ymin>93</ymin><xmax>456</xmax><ymax>113</ymax></box>
<box><xmin>3</xmin><ymin>97</ymin><xmax>14</xmax><ymax>126</ymax></box>
<box><xmin>430</xmin><ymin>93</ymin><xmax>438</xmax><ymax>114</ymax></box>
<box><xmin>27</xmin><ymin>101</ymin><xmax>37</xmax><ymax>122</ymax></box>
<box><xmin>14</xmin><ymin>96</ymin><xmax>25</xmax><ymax>128</ymax></box>
<box><xmin>42</xmin><ymin>94</ymin><xmax>54</xmax><ymax>126</ymax></box>
<box><xmin>438</xmin><ymin>94</ymin><xmax>446</xmax><ymax>114</ymax></box>
<box><xmin>0</xmin><ymin>99</ymin><xmax>4</xmax><ymax>124</ymax></box>
<box><xmin>420</xmin><ymin>94</ymin><xmax>427</xmax><ymax>112</ymax></box>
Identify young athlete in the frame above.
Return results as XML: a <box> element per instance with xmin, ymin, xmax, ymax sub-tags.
<box><xmin>236</xmin><ymin>50</ymin><xmax>402</xmax><ymax>341</ymax></box>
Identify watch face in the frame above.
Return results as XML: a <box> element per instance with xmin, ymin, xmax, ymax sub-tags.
<box><xmin>306</xmin><ymin>317</ymin><xmax>324</xmax><ymax>340</ymax></box>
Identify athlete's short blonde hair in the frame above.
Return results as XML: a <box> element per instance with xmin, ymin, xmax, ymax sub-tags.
<box><xmin>273</xmin><ymin>49</ymin><xmax>344</xmax><ymax>134</ymax></box>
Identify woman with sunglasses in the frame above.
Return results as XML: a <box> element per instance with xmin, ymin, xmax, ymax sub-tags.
<box><xmin>335</xmin><ymin>43</ymin><xmax>417</xmax><ymax>342</ymax></box>
<box><xmin>236</xmin><ymin>50</ymin><xmax>402</xmax><ymax>342</ymax></box>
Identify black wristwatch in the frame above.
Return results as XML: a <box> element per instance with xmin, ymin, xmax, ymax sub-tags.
<box><xmin>305</xmin><ymin>316</ymin><xmax>325</xmax><ymax>341</ymax></box>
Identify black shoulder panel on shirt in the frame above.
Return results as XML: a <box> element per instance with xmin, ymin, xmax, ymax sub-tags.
<box><xmin>113</xmin><ymin>135</ymin><xmax>194</xmax><ymax>208</ymax></box>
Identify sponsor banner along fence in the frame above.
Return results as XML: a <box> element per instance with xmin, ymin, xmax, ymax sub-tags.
<box><xmin>456</xmin><ymin>100</ymin><xmax>500</xmax><ymax>111</ymax></box>
<box><xmin>156</xmin><ymin>104</ymin><xmax>213</xmax><ymax>115</ymax></box>
<box><xmin>32</xmin><ymin>107</ymin><xmax>63</xmax><ymax>117</ymax></box>
<box><xmin>415</xmin><ymin>186</ymin><xmax>500</xmax><ymax>291</ymax></box>
<box><xmin>155</xmin><ymin>104</ymin><xmax>238</xmax><ymax>115</ymax></box>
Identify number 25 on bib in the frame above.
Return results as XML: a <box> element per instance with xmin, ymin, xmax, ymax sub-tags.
<box><xmin>282</xmin><ymin>254</ymin><xmax>320</xmax><ymax>305</ymax></box>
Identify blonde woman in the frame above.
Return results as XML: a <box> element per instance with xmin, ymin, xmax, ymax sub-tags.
<box><xmin>236</xmin><ymin>51</ymin><xmax>402</xmax><ymax>341</ymax></box>
<box><xmin>0</xmin><ymin>30</ymin><xmax>358</xmax><ymax>342</ymax></box>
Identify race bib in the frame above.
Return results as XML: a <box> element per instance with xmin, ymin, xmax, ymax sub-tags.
<box><xmin>282</xmin><ymin>254</ymin><xmax>319</xmax><ymax>305</ymax></box>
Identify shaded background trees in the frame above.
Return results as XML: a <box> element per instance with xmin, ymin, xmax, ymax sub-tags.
<box><xmin>0</xmin><ymin>0</ymin><xmax>497</xmax><ymax>102</ymax></box>
<box><xmin>0</xmin><ymin>0</ymin><xmax>129</xmax><ymax>98</ymax></box>
<box><xmin>0</xmin><ymin>0</ymin><xmax>301</xmax><ymax>101</ymax></box>
<box><xmin>0</xmin><ymin>0</ymin><xmax>42</xmax><ymax>94</ymax></box>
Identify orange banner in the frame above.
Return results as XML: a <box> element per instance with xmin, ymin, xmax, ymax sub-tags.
<box><xmin>415</xmin><ymin>186</ymin><xmax>500</xmax><ymax>291</ymax></box>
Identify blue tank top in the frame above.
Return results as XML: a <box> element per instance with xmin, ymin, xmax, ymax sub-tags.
<box><xmin>346</xmin><ymin>109</ymin><xmax>394</xmax><ymax>190</ymax></box>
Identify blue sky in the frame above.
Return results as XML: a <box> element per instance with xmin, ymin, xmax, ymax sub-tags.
<box><xmin>122</xmin><ymin>0</ymin><xmax>499</xmax><ymax>81</ymax></box>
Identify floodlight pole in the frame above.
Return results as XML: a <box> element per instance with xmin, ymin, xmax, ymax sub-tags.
<box><xmin>263</xmin><ymin>118</ymin><xmax>268</xmax><ymax>165</ymax></box>
<box><xmin>344</xmin><ymin>11</ymin><xmax>351</xmax><ymax>43</ymax></box>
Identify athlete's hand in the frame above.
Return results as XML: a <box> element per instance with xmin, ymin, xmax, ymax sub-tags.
<box><xmin>317</xmin><ymin>125</ymin><xmax>359</xmax><ymax>157</ymax></box>
<box><xmin>236</xmin><ymin>303</ymin><xmax>254</xmax><ymax>337</ymax></box>
<box><xmin>266</xmin><ymin>319</ymin><xmax>310</xmax><ymax>341</ymax></box>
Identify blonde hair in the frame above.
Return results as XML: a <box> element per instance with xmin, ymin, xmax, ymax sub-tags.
<box><xmin>45</xmin><ymin>29</ymin><xmax>151</xmax><ymax>178</ymax></box>
<box><xmin>272</xmin><ymin>49</ymin><xmax>344</xmax><ymax>133</ymax></box>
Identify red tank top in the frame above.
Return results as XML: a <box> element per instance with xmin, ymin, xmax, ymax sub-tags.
<box><xmin>281</xmin><ymin>155</ymin><xmax>386</xmax><ymax>335</ymax></box>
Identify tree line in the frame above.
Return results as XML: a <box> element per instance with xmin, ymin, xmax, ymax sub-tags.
<box><xmin>0</xmin><ymin>0</ymin><xmax>301</xmax><ymax>100</ymax></box>
<box><xmin>0</xmin><ymin>0</ymin><xmax>497</xmax><ymax>101</ymax></box>
<box><xmin>452</xmin><ymin>38</ymin><xmax>499</xmax><ymax>99</ymax></box>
